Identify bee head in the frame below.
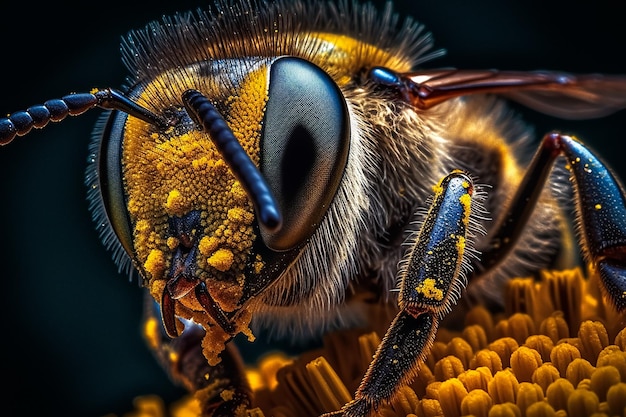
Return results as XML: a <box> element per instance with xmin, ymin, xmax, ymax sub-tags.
<box><xmin>89</xmin><ymin>54</ymin><xmax>350</xmax><ymax>343</ymax></box>
<box><xmin>84</xmin><ymin>0</ymin><xmax>428</xmax><ymax>348</ymax></box>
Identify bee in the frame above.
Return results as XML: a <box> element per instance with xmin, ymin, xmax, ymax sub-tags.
<box><xmin>1</xmin><ymin>0</ymin><xmax>617</xmax><ymax>416</ymax></box>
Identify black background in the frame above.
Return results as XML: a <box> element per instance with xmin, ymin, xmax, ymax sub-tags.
<box><xmin>1</xmin><ymin>1</ymin><xmax>625</xmax><ymax>416</ymax></box>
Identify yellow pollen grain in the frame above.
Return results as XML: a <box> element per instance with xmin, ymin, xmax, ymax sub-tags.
<box><xmin>164</xmin><ymin>189</ymin><xmax>186</xmax><ymax>216</ymax></box>
<box><xmin>134</xmin><ymin>219</ymin><xmax>150</xmax><ymax>234</ymax></box>
<box><xmin>230</xmin><ymin>181</ymin><xmax>248</xmax><ymax>205</ymax></box>
<box><xmin>166</xmin><ymin>237</ymin><xmax>179</xmax><ymax>250</ymax></box>
<box><xmin>459</xmin><ymin>193</ymin><xmax>472</xmax><ymax>226</ymax></box>
<box><xmin>456</xmin><ymin>235</ymin><xmax>466</xmax><ymax>256</ymax></box>
<box><xmin>207</xmin><ymin>248</ymin><xmax>235</xmax><ymax>272</ymax></box>
<box><xmin>126</xmin><ymin>396</ymin><xmax>166</xmax><ymax>417</ymax></box>
<box><xmin>198</xmin><ymin>236</ymin><xmax>220</xmax><ymax>256</ymax></box>
<box><xmin>254</xmin><ymin>260</ymin><xmax>264</xmax><ymax>275</ymax></box>
<box><xmin>191</xmin><ymin>155</ymin><xmax>210</xmax><ymax>170</ymax></box>
<box><xmin>594</xmin><ymin>203</ymin><xmax>602</xmax><ymax>210</ymax></box>
<box><xmin>144</xmin><ymin>249</ymin><xmax>166</xmax><ymax>279</ymax></box>
<box><xmin>415</xmin><ymin>278</ymin><xmax>444</xmax><ymax>301</ymax></box>
<box><xmin>227</xmin><ymin>207</ymin><xmax>254</xmax><ymax>224</ymax></box>
<box><xmin>220</xmin><ymin>389</ymin><xmax>235</xmax><ymax>402</ymax></box>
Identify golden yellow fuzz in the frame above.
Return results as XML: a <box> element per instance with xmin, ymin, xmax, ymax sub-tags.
<box><xmin>307</xmin><ymin>33</ymin><xmax>413</xmax><ymax>86</ymax></box>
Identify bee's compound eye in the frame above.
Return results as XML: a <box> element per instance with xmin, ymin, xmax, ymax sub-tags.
<box><xmin>87</xmin><ymin>110</ymin><xmax>135</xmax><ymax>269</ymax></box>
<box><xmin>260</xmin><ymin>56</ymin><xmax>350</xmax><ymax>251</ymax></box>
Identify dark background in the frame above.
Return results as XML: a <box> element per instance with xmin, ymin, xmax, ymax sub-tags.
<box><xmin>0</xmin><ymin>1</ymin><xmax>624</xmax><ymax>416</ymax></box>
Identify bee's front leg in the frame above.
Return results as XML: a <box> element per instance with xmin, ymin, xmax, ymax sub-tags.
<box><xmin>142</xmin><ymin>295</ymin><xmax>251</xmax><ymax>417</ymax></box>
<box><xmin>324</xmin><ymin>171</ymin><xmax>478</xmax><ymax>417</ymax></box>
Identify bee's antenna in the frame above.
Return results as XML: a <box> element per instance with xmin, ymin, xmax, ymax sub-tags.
<box><xmin>0</xmin><ymin>88</ymin><xmax>171</xmax><ymax>146</ymax></box>
<box><xmin>182</xmin><ymin>89</ymin><xmax>282</xmax><ymax>235</ymax></box>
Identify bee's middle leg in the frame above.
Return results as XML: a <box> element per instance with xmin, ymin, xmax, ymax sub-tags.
<box><xmin>477</xmin><ymin>132</ymin><xmax>626</xmax><ymax>311</ymax></box>
<box><xmin>324</xmin><ymin>171</ymin><xmax>477</xmax><ymax>417</ymax></box>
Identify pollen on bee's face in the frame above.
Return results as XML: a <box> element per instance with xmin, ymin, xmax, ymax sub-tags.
<box><xmin>120</xmin><ymin>65</ymin><xmax>270</xmax><ymax>306</ymax></box>
<box><xmin>123</xmin><ymin>126</ymin><xmax>255</xmax><ymax>282</ymax></box>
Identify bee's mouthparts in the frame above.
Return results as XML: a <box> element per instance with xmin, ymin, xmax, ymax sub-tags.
<box><xmin>160</xmin><ymin>210</ymin><xmax>237</xmax><ymax>338</ymax></box>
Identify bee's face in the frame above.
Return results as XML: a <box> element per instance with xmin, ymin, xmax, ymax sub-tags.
<box><xmin>91</xmin><ymin>18</ymin><xmax>415</xmax><ymax>344</ymax></box>
<box><xmin>1</xmin><ymin>1</ymin><xmax>625</xmax><ymax>417</ymax></box>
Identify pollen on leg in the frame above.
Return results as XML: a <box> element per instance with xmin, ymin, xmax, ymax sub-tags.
<box><xmin>415</xmin><ymin>278</ymin><xmax>444</xmax><ymax>301</ymax></box>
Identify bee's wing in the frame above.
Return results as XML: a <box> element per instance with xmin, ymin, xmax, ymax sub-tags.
<box><xmin>404</xmin><ymin>69</ymin><xmax>626</xmax><ymax>119</ymax></box>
